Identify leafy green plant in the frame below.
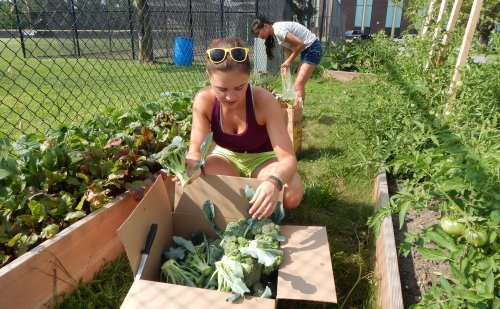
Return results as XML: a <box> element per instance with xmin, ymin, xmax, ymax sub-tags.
<box><xmin>0</xmin><ymin>90</ymin><xmax>196</xmax><ymax>267</ymax></box>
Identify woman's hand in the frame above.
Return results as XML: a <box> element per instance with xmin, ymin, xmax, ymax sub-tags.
<box><xmin>248</xmin><ymin>180</ymin><xmax>280</xmax><ymax>220</ymax></box>
<box><xmin>281</xmin><ymin>59</ymin><xmax>292</xmax><ymax>68</ymax></box>
<box><xmin>171</xmin><ymin>158</ymin><xmax>202</xmax><ymax>186</ymax></box>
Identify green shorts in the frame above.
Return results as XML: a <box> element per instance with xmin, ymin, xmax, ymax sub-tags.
<box><xmin>210</xmin><ymin>145</ymin><xmax>277</xmax><ymax>178</ymax></box>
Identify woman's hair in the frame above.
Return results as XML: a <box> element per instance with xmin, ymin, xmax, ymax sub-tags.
<box><xmin>206</xmin><ymin>36</ymin><xmax>251</xmax><ymax>75</ymax></box>
<box><xmin>251</xmin><ymin>15</ymin><xmax>275</xmax><ymax>60</ymax></box>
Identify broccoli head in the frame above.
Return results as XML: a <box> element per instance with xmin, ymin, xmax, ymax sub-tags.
<box><xmin>239</xmin><ymin>256</ymin><xmax>262</xmax><ymax>288</ymax></box>
<box><xmin>223</xmin><ymin>218</ymin><xmax>248</xmax><ymax>238</ymax></box>
<box><xmin>222</xmin><ymin>235</ymin><xmax>249</xmax><ymax>255</ymax></box>
<box><xmin>248</xmin><ymin>218</ymin><xmax>282</xmax><ymax>238</ymax></box>
<box><xmin>151</xmin><ymin>136</ymin><xmax>191</xmax><ymax>187</ymax></box>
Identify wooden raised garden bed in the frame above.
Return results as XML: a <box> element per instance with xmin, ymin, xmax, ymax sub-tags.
<box><xmin>372</xmin><ymin>168</ymin><xmax>404</xmax><ymax>309</ymax></box>
<box><xmin>323</xmin><ymin>70</ymin><xmax>361</xmax><ymax>82</ymax></box>
<box><xmin>0</xmin><ymin>191</ymin><xmax>142</xmax><ymax>309</ymax></box>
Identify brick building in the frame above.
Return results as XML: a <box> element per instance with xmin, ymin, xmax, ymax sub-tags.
<box><xmin>339</xmin><ymin>0</ymin><xmax>411</xmax><ymax>37</ymax></box>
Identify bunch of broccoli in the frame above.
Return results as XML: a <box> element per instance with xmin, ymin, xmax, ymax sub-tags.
<box><xmin>151</xmin><ymin>132</ymin><xmax>213</xmax><ymax>187</ymax></box>
<box><xmin>160</xmin><ymin>217</ymin><xmax>284</xmax><ymax>301</ymax></box>
<box><xmin>150</xmin><ymin>136</ymin><xmax>191</xmax><ymax>187</ymax></box>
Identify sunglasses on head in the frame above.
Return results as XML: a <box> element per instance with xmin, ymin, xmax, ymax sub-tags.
<box><xmin>206</xmin><ymin>47</ymin><xmax>249</xmax><ymax>64</ymax></box>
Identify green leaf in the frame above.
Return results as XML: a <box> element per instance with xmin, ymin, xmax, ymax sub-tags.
<box><xmin>450</xmin><ymin>264</ymin><xmax>467</xmax><ymax>284</ymax></box>
<box><xmin>0</xmin><ymin>168</ymin><xmax>14</xmax><ymax>180</ymax></box>
<box><xmin>6</xmin><ymin>232</ymin><xmax>22</xmax><ymax>247</ymax></box>
<box><xmin>64</xmin><ymin>210</ymin><xmax>86</xmax><ymax>221</ymax></box>
<box><xmin>416</xmin><ymin>247</ymin><xmax>449</xmax><ymax>261</ymax></box>
<box><xmin>28</xmin><ymin>200</ymin><xmax>46</xmax><ymax>223</ymax></box>
<box><xmin>40</xmin><ymin>224</ymin><xmax>59</xmax><ymax>239</ymax></box>
<box><xmin>202</xmin><ymin>200</ymin><xmax>223</xmax><ymax>239</ymax></box>
<box><xmin>460</xmin><ymin>289</ymin><xmax>486</xmax><ymax>302</ymax></box>
<box><xmin>398</xmin><ymin>202</ymin><xmax>410</xmax><ymax>229</ymax></box>
<box><xmin>485</xmin><ymin>271</ymin><xmax>495</xmax><ymax>294</ymax></box>
<box><xmin>271</xmin><ymin>201</ymin><xmax>285</xmax><ymax>224</ymax></box>
<box><xmin>425</xmin><ymin>230</ymin><xmax>458</xmax><ymax>252</ymax></box>
<box><xmin>172</xmin><ymin>236</ymin><xmax>196</xmax><ymax>253</ymax></box>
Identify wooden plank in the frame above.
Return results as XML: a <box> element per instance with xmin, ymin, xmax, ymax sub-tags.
<box><xmin>437</xmin><ymin>0</ymin><xmax>464</xmax><ymax>64</ymax></box>
<box><xmin>425</xmin><ymin>0</ymin><xmax>448</xmax><ymax>69</ymax></box>
<box><xmin>448</xmin><ymin>0</ymin><xmax>484</xmax><ymax>99</ymax></box>
<box><xmin>0</xmin><ymin>193</ymin><xmax>139</xmax><ymax>309</ymax></box>
<box><xmin>373</xmin><ymin>168</ymin><xmax>404</xmax><ymax>309</ymax></box>
<box><xmin>421</xmin><ymin>0</ymin><xmax>436</xmax><ymax>36</ymax></box>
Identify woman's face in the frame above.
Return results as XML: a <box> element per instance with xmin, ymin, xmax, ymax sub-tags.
<box><xmin>253</xmin><ymin>24</ymin><xmax>271</xmax><ymax>40</ymax></box>
<box><xmin>209</xmin><ymin>70</ymin><xmax>249</xmax><ymax>109</ymax></box>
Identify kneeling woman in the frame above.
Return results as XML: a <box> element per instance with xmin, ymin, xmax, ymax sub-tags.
<box><xmin>184</xmin><ymin>36</ymin><xmax>303</xmax><ymax>219</ymax></box>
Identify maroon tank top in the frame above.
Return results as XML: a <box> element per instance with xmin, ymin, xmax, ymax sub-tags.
<box><xmin>211</xmin><ymin>85</ymin><xmax>273</xmax><ymax>153</ymax></box>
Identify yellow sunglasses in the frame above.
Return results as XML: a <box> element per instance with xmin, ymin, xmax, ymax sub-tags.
<box><xmin>206</xmin><ymin>47</ymin><xmax>250</xmax><ymax>64</ymax></box>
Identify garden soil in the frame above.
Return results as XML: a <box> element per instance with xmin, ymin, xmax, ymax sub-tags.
<box><xmin>388</xmin><ymin>176</ymin><xmax>450</xmax><ymax>308</ymax></box>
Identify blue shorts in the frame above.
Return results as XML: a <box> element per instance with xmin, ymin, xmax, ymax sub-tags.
<box><xmin>300</xmin><ymin>40</ymin><xmax>323</xmax><ymax>65</ymax></box>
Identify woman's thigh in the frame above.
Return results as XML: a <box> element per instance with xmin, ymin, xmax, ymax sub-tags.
<box><xmin>204</xmin><ymin>155</ymin><xmax>239</xmax><ymax>176</ymax></box>
<box><xmin>295</xmin><ymin>63</ymin><xmax>316</xmax><ymax>86</ymax></box>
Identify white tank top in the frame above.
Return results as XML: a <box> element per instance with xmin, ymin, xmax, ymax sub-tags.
<box><xmin>272</xmin><ymin>21</ymin><xmax>317</xmax><ymax>50</ymax></box>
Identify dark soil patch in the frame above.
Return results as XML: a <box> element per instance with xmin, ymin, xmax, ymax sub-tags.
<box><xmin>387</xmin><ymin>174</ymin><xmax>450</xmax><ymax>308</ymax></box>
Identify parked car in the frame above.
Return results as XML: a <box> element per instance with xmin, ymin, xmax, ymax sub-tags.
<box><xmin>345</xmin><ymin>30</ymin><xmax>362</xmax><ymax>41</ymax></box>
<box><xmin>345</xmin><ymin>30</ymin><xmax>371</xmax><ymax>42</ymax></box>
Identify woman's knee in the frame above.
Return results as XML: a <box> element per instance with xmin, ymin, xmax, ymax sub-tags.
<box><xmin>283</xmin><ymin>174</ymin><xmax>304</xmax><ymax>209</ymax></box>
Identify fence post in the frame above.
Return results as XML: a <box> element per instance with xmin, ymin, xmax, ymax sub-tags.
<box><xmin>255</xmin><ymin>0</ymin><xmax>259</xmax><ymax>17</ymax></box>
<box><xmin>220</xmin><ymin>0</ymin><xmax>225</xmax><ymax>37</ymax></box>
<box><xmin>319</xmin><ymin>0</ymin><xmax>327</xmax><ymax>42</ymax></box>
<box><xmin>127</xmin><ymin>0</ymin><xmax>135</xmax><ymax>60</ymax></box>
<box><xmin>13</xmin><ymin>0</ymin><xmax>26</xmax><ymax>59</ymax></box>
<box><xmin>69</xmin><ymin>0</ymin><xmax>81</xmax><ymax>57</ymax></box>
<box><xmin>189</xmin><ymin>0</ymin><xmax>193</xmax><ymax>38</ymax></box>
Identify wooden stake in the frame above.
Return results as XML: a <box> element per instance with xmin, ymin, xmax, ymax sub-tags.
<box><xmin>425</xmin><ymin>0</ymin><xmax>448</xmax><ymax>69</ymax></box>
<box><xmin>421</xmin><ymin>0</ymin><xmax>436</xmax><ymax>36</ymax></box>
<box><xmin>448</xmin><ymin>0</ymin><xmax>483</xmax><ymax>101</ymax></box>
<box><xmin>436</xmin><ymin>0</ymin><xmax>464</xmax><ymax>64</ymax></box>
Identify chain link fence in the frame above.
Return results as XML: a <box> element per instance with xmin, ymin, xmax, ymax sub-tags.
<box><xmin>1</xmin><ymin>0</ymin><xmax>344</xmax><ymax>139</ymax></box>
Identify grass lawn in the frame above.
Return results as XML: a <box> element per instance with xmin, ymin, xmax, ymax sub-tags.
<box><xmin>55</xmin><ymin>76</ymin><xmax>378</xmax><ymax>309</ymax></box>
<box><xmin>0</xmin><ymin>38</ymin><xmax>207</xmax><ymax>139</ymax></box>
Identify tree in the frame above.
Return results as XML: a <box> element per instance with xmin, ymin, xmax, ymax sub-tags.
<box><xmin>0</xmin><ymin>1</ymin><xmax>16</xmax><ymax>30</ymax></box>
<box><xmin>133</xmin><ymin>0</ymin><xmax>153</xmax><ymax>63</ymax></box>
<box><xmin>287</xmin><ymin>0</ymin><xmax>316</xmax><ymax>25</ymax></box>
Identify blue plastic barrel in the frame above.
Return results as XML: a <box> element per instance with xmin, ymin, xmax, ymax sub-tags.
<box><xmin>173</xmin><ymin>37</ymin><xmax>194</xmax><ymax>66</ymax></box>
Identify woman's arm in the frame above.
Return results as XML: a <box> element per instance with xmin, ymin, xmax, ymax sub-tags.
<box><xmin>186</xmin><ymin>87</ymin><xmax>212</xmax><ymax>161</ymax></box>
<box><xmin>282</xmin><ymin>31</ymin><xmax>305</xmax><ymax>68</ymax></box>
<box><xmin>254</xmin><ymin>86</ymin><xmax>297</xmax><ymax>184</ymax></box>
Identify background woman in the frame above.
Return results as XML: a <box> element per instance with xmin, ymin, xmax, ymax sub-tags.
<box><xmin>184</xmin><ymin>36</ymin><xmax>303</xmax><ymax>219</ymax></box>
<box><xmin>251</xmin><ymin>16</ymin><xmax>323</xmax><ymax>108</ymax></box>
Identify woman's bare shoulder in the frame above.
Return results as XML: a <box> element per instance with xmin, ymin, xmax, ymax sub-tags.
<box><xmin>251</xmin><ymin>85</ymin><xmax>281</xmax><ymax>124</ymax></box>
<box><xmin>193</xmin><ymin>87</ymin><xmax>214</xmax><ymax>109</ymax></box>
<box><xmin>252</xmin><ymin>85</ymin><xmax>279</xmax><ymax>109</ymax></box>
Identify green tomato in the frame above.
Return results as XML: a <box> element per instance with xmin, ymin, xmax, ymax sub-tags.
<box><xmin>464</xmin><ymin>228</ymin><xmax>488</xmax><ymax>247</ymax></box>
<box><xmin>439</xmin><ymin>216</ymin><xmax>465</xmax><ymax>236</ymax></box>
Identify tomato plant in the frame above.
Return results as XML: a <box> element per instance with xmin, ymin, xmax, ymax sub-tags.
<box><xmin>439</xmin><ymin>216</ymin><xmax>465</xmax><ymax>236</ymax></box>
<box><xmin>464</xmin><ymin>228</ymin><xmax>489</xmax><ymax>247</ymax></box>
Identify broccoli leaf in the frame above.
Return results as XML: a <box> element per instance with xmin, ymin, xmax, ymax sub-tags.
<box><xmin>173</xmin><ymin>235</ymin><xmax>196</xmax><ymax>253</ymax></box>
<box><xmin>202</xmin><ymin>200</ymin><xmax>223</xmax><ymax>238</ymax></box>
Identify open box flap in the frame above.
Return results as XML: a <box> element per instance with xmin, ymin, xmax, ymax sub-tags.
<box><xmin>277</xmin><ymin>225</ymin><xmax>337</xmax><ymax>303</ymax></box>
<box><xmin>118</xmin><ymin>175</ymin><xmax>174</xmax><ymax>281</ymax></box>
<box><xmin>121</xmin><ymin>280</ymin><xmax>276</xmax><ymax>309</ymax></box>
<box><xmin>174</xmin><ymin>175</ymin><xmax>268</xmax><ymax>218</ymax></box>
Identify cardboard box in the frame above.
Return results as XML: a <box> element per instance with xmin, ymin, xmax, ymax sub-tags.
<box><xmin>118</xmin><ymin>175</ymin><xmax>336</xmax><ymax>308</ymax></box>
<box><xmin>281</xmin><ymin>103</ymin><xmax>303</xmax><ymax>152</ymax></box>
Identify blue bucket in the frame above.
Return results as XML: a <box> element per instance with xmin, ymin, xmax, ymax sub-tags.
<box><xmin>173</xmin><ymin>37</ymin><xmax>194</xmax><ymax>66</ymax></box>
